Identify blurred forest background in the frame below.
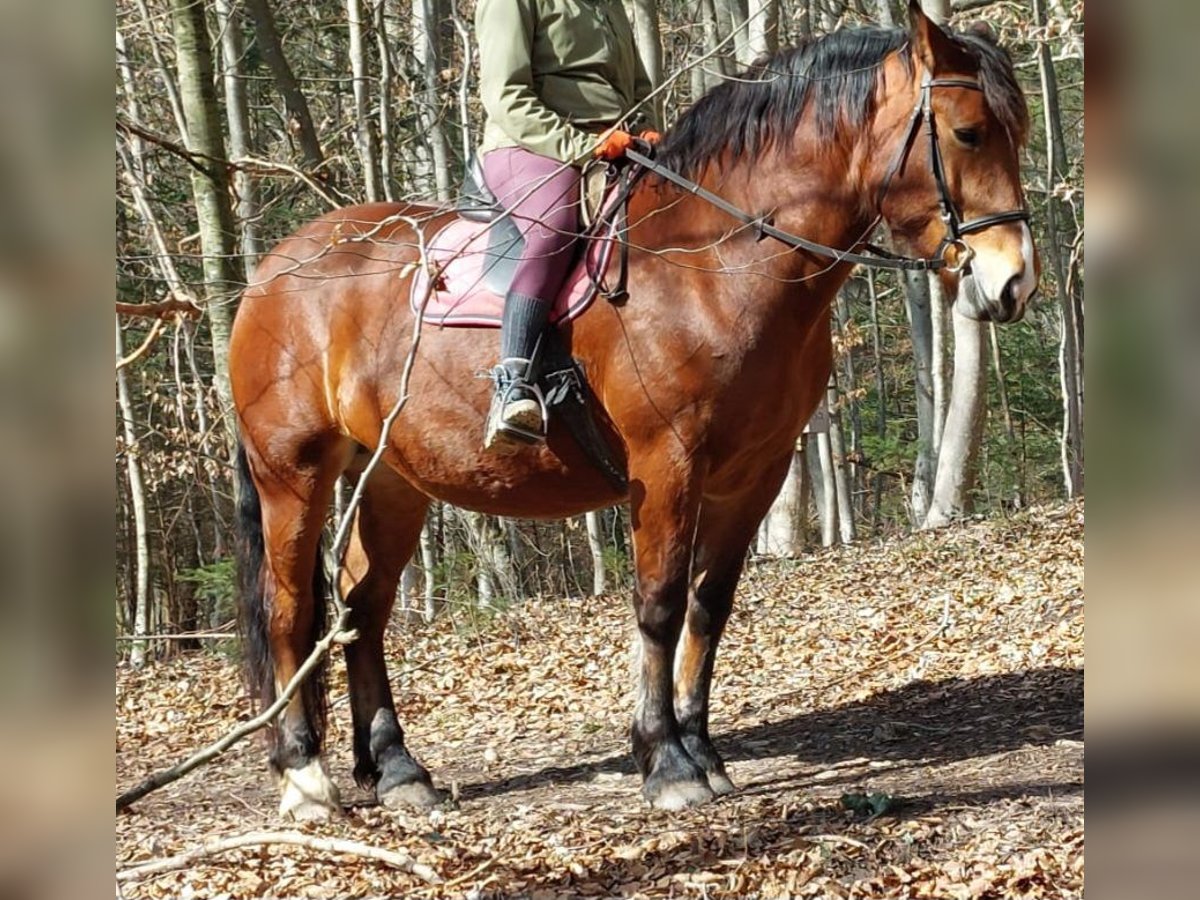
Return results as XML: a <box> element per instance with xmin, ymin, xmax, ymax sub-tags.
<box><xmin>114</xmin><ymin>0</ymin><xmax>1083</xmax><ymax>664</ymax></box>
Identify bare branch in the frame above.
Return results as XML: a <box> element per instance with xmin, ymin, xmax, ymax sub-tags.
<box><xmin>116</xmin><ymin>319</ymin><xmax>167</xmax><ymax>371</ymax></box>
<box><xmin>115</xmin><ymin>830</ymin><xmax>442</xmax><ymax>884</ymax></box>
<box><xmin>116</xmin><ymin>298</ymin><xmax>203</xmax><ymax>320</ymax></box>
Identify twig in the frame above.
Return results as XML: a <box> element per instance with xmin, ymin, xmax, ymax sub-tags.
<box><xmin>116</xmin><ymin>318</ymin><xmax>166</xmax><ymax>371</ymax></box>
<box><xmin>809</xmin><ymin>834</ymin><xmax>870</xmax><ymax>850</ymax></box>
<box><xmin>114</xmin><ymin>631</ymin><xmax>235</xmax><ymax>642</ymax></box>
<box><xmin>115</xmin><ymin>830</ymin><xmax>441</xmax><ymax>884</ymax></box>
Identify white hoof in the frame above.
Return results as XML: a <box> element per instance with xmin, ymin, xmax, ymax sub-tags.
<box><xmin>649</xmin><ymin>779</ymin><xmax>716</xmax><ymax>811</ymax></box>
<box><xmin>279</xmin><ymin>758</ymin><xmax>342</xmax><ymax>821</ymax></box>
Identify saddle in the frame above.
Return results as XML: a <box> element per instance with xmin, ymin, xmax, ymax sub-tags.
<box><xmin>410</xmin><ymin>157</ymin><xmax>626</xmax><ymax>327</ymax></box>
<box><xmin>412</xmin><ymin>157</ymin><xmax>640</xmax><ymax>491</ymax></box>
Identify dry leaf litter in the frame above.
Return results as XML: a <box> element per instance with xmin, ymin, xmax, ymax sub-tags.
<box><xmin>117</xmin><ymin>501</ymin><xmax>1083</xmax><ymax>898</ymax></box>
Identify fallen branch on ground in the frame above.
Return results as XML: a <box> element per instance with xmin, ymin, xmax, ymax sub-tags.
<box><xmin>115</xmin><ymin>830</ymin><xmax>442</xmax><ymax>884</ymax></box>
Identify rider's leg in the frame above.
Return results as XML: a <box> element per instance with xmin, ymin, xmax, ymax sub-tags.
<box><xmin>480</xmin><ymin>148</ymin><xmax>582</xmax><ymax>445</ymax></box>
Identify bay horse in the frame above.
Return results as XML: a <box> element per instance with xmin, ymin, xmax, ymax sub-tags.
<box><xmin>231</xmin><ymin>3</ymin><xmax>1038</xmax><ymax>819</ymax></box>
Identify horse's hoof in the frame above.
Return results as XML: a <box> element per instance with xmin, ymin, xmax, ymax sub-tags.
<box><xmin>379</xmin><ymin>778</ymin><xmax>444</xmax><ymax>812</ymax></box>
<box><xmin>279</xmin><ymin>759</ymin><xmax>342</xmax><ymax>821</ymax></box>
<box><xmin>282</xmin><ymin>796</ymin><xmax>342</xmax><ymax>821</ymax></box>
<box><xmin>645</xmin><ymin>778</ymin><xmax>716</xmax><ymax>811</ymax></box>
<box><xmin>706</xmin><ymin>770</ymin><xmax>736</xmax><ymax>796</ymax></box>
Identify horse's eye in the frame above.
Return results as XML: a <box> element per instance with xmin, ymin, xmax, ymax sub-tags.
<box><xmin>954</xmin><ymin>128</ymin><xmax>981</xmax><ymax>148</ymax></box>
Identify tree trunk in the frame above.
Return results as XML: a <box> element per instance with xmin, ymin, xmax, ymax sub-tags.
<box><xmin>920</xmin><ymin>0</ymin><xmax>988</xmax><ymax>530</ymax></box>
<box><xmin>420</xmin><ymin>519</ymin><xmax>439</xmax><ymax>622</ymax></box>
<box><xmin>1034</xmin><ymin>0</ymin><xmax>1083</xmax><ymax>497</ymax></box>
<box><xmin>758</xmin><ymin>444</ymin><xmax>805</xmax><ymax>557</ymax></box>
<box><xmin>714</xmin><ymin>0</ymin><xmax>749</xmax><ymax>68</ymax></box>
<box><xmin>867</xmin><ymin>272</ymin><xmax>886</xmax><ymax>529</ymax></box>
<box><xmin>746</xmin><ymin>0</ymin><xmax>779</xmax><ymax>62</ymax></box>
<box><xmin>464</xmin><ymin>512</ymin><xmax>518</xmax><ymax>607</ymax></box>
<box><xmin>243</xmin><ymin>0</ymin><xmax>325</xmax><ymax>170</ymax></box>
<box><xmin>116</xmin><ymin>316</ymin><xmax>151</xmax><ymax>667</ymax></box>
<box><xmin>626</xmin><ymin>0</ymin><xmax>664</xmax><ymax>124</ymax></box>
<box><xmin>698</xmin><ymin>0</ymin><xmax>725</xmax><ymax>90</ymax></box>
<box><xmin>835</xmin><ymin>287</ymin><xmax>862</xmax><ymax>511</ymax></box>
<box><xmin>409</xmin><ymin>0</ymin><xmax>452</xmax><ymax>200</ymax></box>
<box><xmin>214</xmin><ymin>0</ymin><xmax>264</xmax><ymax>276</ymax></box>
<box><xmin>924</xmin><ymin>309</ymin><xmax>988</xmax><ymax>528</ymax></box>
<box><xmin>803</xmin><ymin>395</ymin><xmax>838</xmax><ymax>548</ymax></box>
<box><xmin>903</xmin><ymin>269</ymin><xmax>935</xmax><ymax>523</ymax></box>
<box><xmin>989</xmin><ymin>322</ymin><xmax>1023</xmax><ymax>508</ymax></box>
<box><xmin>132</xmin><ymin>0</ymin><xmax>189</xmax><ymax>138</ymax></box>
<box><xmin>170</xmin><ymin>0</ymin><xmax>242</xmax><ymax>462</ymax></box>
<box><xmin>347</xmin><ymin>0</ymin><xmax>383</xmax><ymax>201</ymax></box>
<box><xmin>923</xmin><ymin>2</ymin><xmax>953</xmax><ymax>468</ymax></box>
<box><xmin>827</xmin><ymin>378</ymin><xmax>856</xmax><ymax>544</ymax></box>
<box><xmin>585</xmin><ymin>511</ymin><xmax>606</xmax><ymax>594</ymax></box>
<box><xmin>374</xmin><ymin>0</ymin><xmax>397</xmax><ymax>200</ymax></box>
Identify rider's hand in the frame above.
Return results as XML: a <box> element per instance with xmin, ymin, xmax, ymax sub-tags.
<box><xmin>638</xmin><ymin>130</ymin><xmax>662</xmax><ymax>145</ymax></box>
<box><xmin>594</xmin><ymin>129</ymin><xmax>635</xmax><ymax>160</ymax></box>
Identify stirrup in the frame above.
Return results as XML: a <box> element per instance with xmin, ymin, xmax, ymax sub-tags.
<box><xmin>484</xmin><ymin>358</ymin><xmax>547</xmax><ymax>447</ymax></box>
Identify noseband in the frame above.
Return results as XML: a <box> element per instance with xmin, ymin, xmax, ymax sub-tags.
<box><xmin>623</xmin><ymin>73</ymin><xmax>1029</xmax><ymax>273</ymax></box>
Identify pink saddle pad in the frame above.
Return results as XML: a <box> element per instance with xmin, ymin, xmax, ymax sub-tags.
<box><xmin>410</xmin><ymin>217</ymin><xmax>615</xmax><ymax>328</ymax></box>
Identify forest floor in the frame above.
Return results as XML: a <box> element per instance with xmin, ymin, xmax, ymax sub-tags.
<box><xmin>116</xmin><ymin>502</ymin><xmax>1084</xmax><ymax>899</ymax></box>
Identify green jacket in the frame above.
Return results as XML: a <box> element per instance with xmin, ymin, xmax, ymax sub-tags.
<box><xmin>475</xmin><ymin>0</ymin><xmax>658</xmax><ymax>164</ymax></box>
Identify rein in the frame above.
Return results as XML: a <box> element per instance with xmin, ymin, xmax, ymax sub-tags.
<box><xmin>623</xmin><ymin>74</ymin><xmax>1029</xmax><ymax>274</ymax></box>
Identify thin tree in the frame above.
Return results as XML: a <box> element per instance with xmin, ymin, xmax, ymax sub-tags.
<box><xmin>243</xmin><ymin>0</ymin><xmax>326</xmax><ymax>170</ymax></box>
<box><xmin>921</xmin><ymin>0</ymin><xmax>989</xmax><ymax>529</ymax></box>
<box><xmin>169</xmin><ymin>0</ymin><xmax>243</xmax><ymax>457</ymax></box>
<box><xmin>1034</xmin><ymin>0</ymin><xmax>1083</xmax><ymax>497</ymax></box>
<box><xmin>116</xmin><ymin>316</ymin><xmax>152</xmax><ymax>667</ymax></box>
<box><xmin>214</xmin><ymin>0</ymin><xmax>264</xmax><ymax>274</ymax></box>
<box><xmin>348</xmin><ymin>0</ymin><xmax>384</xmax><ymax>201</ymax></box>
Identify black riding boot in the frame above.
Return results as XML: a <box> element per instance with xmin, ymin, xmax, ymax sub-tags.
<box><xmin>484</xmin><ymin>292</ymin><xmax>550</xmax><ymax>449</ymax></box>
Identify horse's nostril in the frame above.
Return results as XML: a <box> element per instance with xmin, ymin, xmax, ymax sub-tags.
<box><xmin>997</xmin><ymin>275</ymin><xmax>1025</xmax><ymax>323</ymax></box>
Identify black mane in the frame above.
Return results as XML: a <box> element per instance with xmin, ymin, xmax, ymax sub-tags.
<box><xmin>655</xmin><ymin>26</ymin><xmax>1028</xmax><ymax>179</ymax></box>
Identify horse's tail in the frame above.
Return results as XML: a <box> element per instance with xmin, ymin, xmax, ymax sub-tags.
<box><xmin>234</xmin><ymin>441</ymin><xmax>329</xmax><ymax>752</ymax></box>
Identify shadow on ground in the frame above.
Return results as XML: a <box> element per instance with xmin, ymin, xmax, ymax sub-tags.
<box><xmin>459</xmin><ymin>665</ymin><xmax>1083</xmax><ymax>801</ymax></box>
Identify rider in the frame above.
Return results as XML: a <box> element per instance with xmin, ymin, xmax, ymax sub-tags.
<box><xmin>475</xmin><ymin>0</ymin><xmax>660</xmax><ymax>449</ymax></box>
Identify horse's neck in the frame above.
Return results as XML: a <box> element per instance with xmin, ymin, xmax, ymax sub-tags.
<box><xmin>636</xmin><ymin>151</ymin><xmax>870</xmax><ymax>309</ymax></box>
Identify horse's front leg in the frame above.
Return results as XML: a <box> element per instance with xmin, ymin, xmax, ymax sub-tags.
<box><xmin>628</xmin><ymin>464</ymin><xmax>715</xmax><ymax>810</ymax></box>
<box><xmin>675</xmin><ymin>456</ymin><xmax>795</xmax><ymax>796</ymax></box>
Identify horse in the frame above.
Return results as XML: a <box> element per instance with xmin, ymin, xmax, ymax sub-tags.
<box><xmin>230</xmin><ymin>2</ymin><xmax>1038</xmax><ymax>819</ymax></box>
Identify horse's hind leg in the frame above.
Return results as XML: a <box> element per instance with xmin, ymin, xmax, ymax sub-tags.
<box><xmin>249</xmin><ymin>437</ymin><xmax>349</xmax><ymax>820</ymax></box>
<box><xmin>674</xmin><ymin>455</ymin><xmax>795</xmax><ymax>796</ymax></box>
<box><xmin>339</xmin><ymin>465</ymin><xmax>441</xmax><ymax>810</ymax></box>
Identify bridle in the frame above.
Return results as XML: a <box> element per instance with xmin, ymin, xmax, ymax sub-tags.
<box><xmin>622</xmin><ymin>72</ymin><xmax>1029</xmax><ymax>273</ymax></box>
<box><xmin>876</xmin><ymin>73</ymin><xmax>1031</xmax><ymax>272</ymax></box>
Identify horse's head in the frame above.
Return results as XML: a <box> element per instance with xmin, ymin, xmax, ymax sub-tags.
<box><xmin>876</xmin><ymin>2</ymin><xmax>1039</xmax><ymax>323</ymax></box>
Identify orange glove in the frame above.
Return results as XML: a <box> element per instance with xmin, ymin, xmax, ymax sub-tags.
<box><xmin>593</xmin><ymin>129</ymin><xmax>635</xmax><ymax>160</ymax></box>
<box><xmin>638</xmin><ymin>130</ymin><xmax>662</xmax><ymax>144</ymax></box>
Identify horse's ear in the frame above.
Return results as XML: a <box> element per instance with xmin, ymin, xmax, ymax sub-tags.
<box><xmin>965</xmin><ymin>20</ymin><xmax>998</xmax><ymax>44</ymax></box>
<box><xmin>907</xmin><ymin>1</ymin><xmax>968</xmax><ymax>76</ymax></box>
